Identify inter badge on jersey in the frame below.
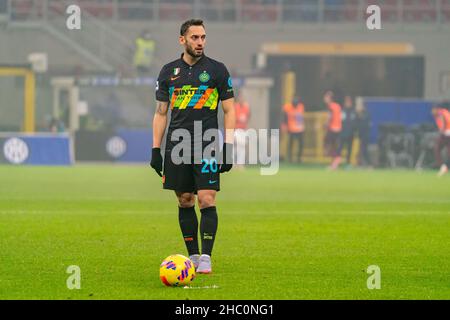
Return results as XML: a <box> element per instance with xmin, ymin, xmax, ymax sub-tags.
<box><xmin>199</xmin><ymin>71</ymin><xmax>210</xmax><ymax>83</ymax></box>
<box><xmin>173</xmin><ymin>68</ymin><xmax>180</xmax><ymax>75</ymax></box>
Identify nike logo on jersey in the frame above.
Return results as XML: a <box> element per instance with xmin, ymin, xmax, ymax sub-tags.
<box><xmin>208</xmin><ymin>180</ymin><xmax>217</xmax><ymax>184</ymax></box>
<box><xmin>171</xmin><ymin>76</ymin><xmax>180</xmax><ymax>81</ymax></box>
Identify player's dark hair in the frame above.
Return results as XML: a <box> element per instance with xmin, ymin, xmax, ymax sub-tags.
<box><xmin>180</xmin><ymin>19</ymin><xmax>205</xmax><ymax>36</ymax></box>
<box><xmin>325</xmin><ymin>90</ymin><xmax>335</xmax><ymax>101</ymax></box>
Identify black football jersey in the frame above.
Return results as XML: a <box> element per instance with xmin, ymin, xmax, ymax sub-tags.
<box><xmin>155</xmin><ymin>54</ymin><xmax>234</xmax><ymax>139</ymax></box>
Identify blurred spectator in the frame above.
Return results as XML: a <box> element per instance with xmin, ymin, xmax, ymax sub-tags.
<box><xmin>323</xmin><ymin>91</ymin><xmax>342</xmax><ymax>170</ymax></box>
<box><xmin>4</xmin><ymin>0</ymin><xmax>448</xmax><ymax>23</ymax></box>
<box><xmin>234</xmin><ymin>92</ymin><xmax>251</xmax><ymax>169</ymax></box>
<box><xmin>337</xmin><ymin>95</ymin><xmax>356</xmax><ymax>167</ymax></box>
<box><xmin>355</xmin><ymin>102</ymin><xmax>371</xmax><ymax>167</ymax></box>
<box><xmin>431</xmin><ymin>104</ymin><xmax>450</xmax><ymax>176</ymax></box>
<box><xmin>133</xmin><ymin>29</ymin><xmax>156</xmax><ymax>74</ymax></box>
<box><xmin>320</xmin><ymin>70</ymin><xmax>344</xmax><ymax>106</ymax></box>
<box><xmin>49</xmin><ymin>117</ymin><xmax>65</xmax><ymax>133</ymax></box>
<box><xmin>282</xmin><ymin>95</ymin><xmax>305</xmax><ymax>163</ymax></box>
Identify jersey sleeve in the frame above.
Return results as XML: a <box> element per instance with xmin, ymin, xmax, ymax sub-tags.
<box><xmin>216</xmin><ymin>63</ymin><xmax>234</xmax><ymax>101</ymax></box>
<box><xmin>155</xmin><ymin>65</ymin><xmax>169</xmax><ymax>102</ymax></box>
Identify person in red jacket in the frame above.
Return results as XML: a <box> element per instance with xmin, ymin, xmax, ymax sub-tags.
<box><xmin>323</xmin><ymin>91</ymin><xmax>342</xmax><ymax>170</ymax></box>
<box><xmin>282</xmin><ymin>96</ymin><xmax>305</xmax><ymax>163</ymax></box>
<box><xmin>234</xmin><ymin>93</ymin><xmax>251</xmax><ymax>169</ymax></box>
<box><xmin>432</xmin><ymin>105</ymin><xmax>450</xmax><ymax>177</ymax></box>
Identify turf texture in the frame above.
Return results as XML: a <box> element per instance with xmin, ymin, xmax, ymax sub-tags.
<box><xmin>0</xmin><ymin>165</ymin><xmax>449</xmax><ymax>299</ymax></box>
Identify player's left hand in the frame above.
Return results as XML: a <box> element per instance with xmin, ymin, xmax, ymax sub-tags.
<box><xmin>219</xmin><ymin>143</ymin><xmax>233</xmax><ymax>173</ymax></box>
<box><xmin>150</xmin><ymin>147</ymin><xmax>163</xmax><ymax>177</ymax></box>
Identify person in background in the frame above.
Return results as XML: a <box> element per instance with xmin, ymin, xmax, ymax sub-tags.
<box><xmin>431</xmin><ymin>104</ymin><xmax>450</xmax><ymax>177</ymax></box>
<box><xmin>133</xmin><ymin>29</ymin><xmax>156</xmax><ymax>74</ymax></box>
<box><xmin>49</xmin><ymin>117</ymin><xmax>65</xmax><ymax>133</ymax></box>
<box><xmin>338</xmin><ymin>95</ymin><xmax>356</xmax><ymax>168</ymax></box>
<box><xmin>282</xmin><ymin>96</ymin><xmax>305</xmax><ymax>163</ymax></box>
<box><xmin>355</xmin><ymin>102</ymin><xmax>371</xmax><ymax>168</ymax></box>
<box><xmin>234</xmin><ymin>92</ymin><xmax>251</xmax><ymax>170</ymax></box>
<box><xmin>323</xmin><ymin>91</ymin><xmax>342</xmax><ymax>170</ymax></box>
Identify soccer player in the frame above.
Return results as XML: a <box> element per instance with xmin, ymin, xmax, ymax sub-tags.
<box><xmin>150</xmin><ymin>19</ymin><xmax>235</xmax><ymax>274</ymax></box>
<box><xmin>431</xmin><ymin>105</ymin><xmax>450</xmax><ymax>177</ymax></box>
<box><xmin>234</xmin><ymin>92</ymin><xmax>251</xmax><ymax>170</ymax></box>
<box><xmin>323</xmin><ymin>91</ymin><xmax>342</xmax><ymax>170</ymax></box>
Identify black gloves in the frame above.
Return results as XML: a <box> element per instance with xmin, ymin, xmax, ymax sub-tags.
<box><xmin>150</xmin><ymin>147</ymin><xmax>163</xmax><ymax>177</ymax></box>
<box><xmin>151</xmin><ymin>144</ymin><xmax>232</xmax><ymax>176</ymax></box>
<box><xmin>219</xmin><ymin>143</ymin><xmax>234</xmax><ymax>173</ymax></box>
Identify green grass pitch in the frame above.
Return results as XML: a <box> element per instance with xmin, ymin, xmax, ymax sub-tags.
<box><xmin>0</xmin><ymin>164</ymin><xmax>449</xmax><ymax>300</ymax></box>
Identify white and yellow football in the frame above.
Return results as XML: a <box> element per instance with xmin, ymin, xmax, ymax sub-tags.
<box><xmin>160</xmin><ymin>254</ymin><xmax>196</xmax><ymax>287</ymax></box>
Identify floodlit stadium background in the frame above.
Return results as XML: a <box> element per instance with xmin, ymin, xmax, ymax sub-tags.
<box><xmin>1</xmin><ymin>0</ymin><xmax>449</xmax><ymax>166</ymax></box>
<box><xmin>0</xmin><ymin>0</ymin><xmax>450</xmax><ymax>300</ymax></box>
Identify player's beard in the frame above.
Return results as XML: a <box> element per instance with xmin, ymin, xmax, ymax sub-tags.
<box><xmin>186</xmin><ymin>44</ymin><xmax>204</xmax><ymax>58</ymax></box>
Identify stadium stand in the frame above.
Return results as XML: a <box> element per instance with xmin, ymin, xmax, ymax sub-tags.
<box><xmin>6</xmin><ymin>0</ymin><xmax>450</xmax><ymax>23</ymax></box>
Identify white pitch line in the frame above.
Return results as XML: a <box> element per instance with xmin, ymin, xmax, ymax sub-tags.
<box><xmin>183</xmin><ymin>285</ymin><xmax>220</xmax><ymax>290</ymax></box>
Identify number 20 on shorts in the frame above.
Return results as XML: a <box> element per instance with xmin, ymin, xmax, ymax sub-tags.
<box><xmin>201</xmin><ymin>158</ymin><xmax>218</xmax><ymax>173</ymax></box>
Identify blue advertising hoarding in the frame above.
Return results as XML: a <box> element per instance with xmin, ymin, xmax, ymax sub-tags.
<box><xmin>0</xmin><ymin>133</ymin><xmax>72</xmax><ymax>165</ymax></box>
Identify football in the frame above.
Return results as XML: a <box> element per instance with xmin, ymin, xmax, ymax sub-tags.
<box><xmin>160</xmin><ymin>254</ymin><xmax>196</xmax><ymax>287</ymax></box>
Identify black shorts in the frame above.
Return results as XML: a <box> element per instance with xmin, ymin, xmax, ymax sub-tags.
<box><xmin>163</xmin><ymin>149</ymin><xmax>220</xmax><ymax>193</ymax></box>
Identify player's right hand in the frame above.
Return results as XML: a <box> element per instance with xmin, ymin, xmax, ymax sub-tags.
<box><xmin>150</xmin><ymin>147</ymin><xmax>163</xmax><ymax>177</ymax></box>
<box><xmin>219</xmin><ymin>143</ymin><xmax>234</xmax><ymax>173</ymax></box>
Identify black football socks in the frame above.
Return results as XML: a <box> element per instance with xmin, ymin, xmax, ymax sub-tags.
<box><xmin>200</xmin><ymin>206</ymin><xmax>218</xmax><ymax>256</ymax></box>
<box><xmin>178</xmin><ymin>206</ymin><xmax>200</xmax><ymax>256</ymax></box>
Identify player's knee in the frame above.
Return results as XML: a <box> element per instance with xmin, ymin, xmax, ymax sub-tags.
<box><xmin>177</xmin><ymin>193</ymin><xmax>195</xmax><ymax>207</ymax></box>
<box><xmin>198</xmin><ymin>193</ymin><xmax>216</xmax><ymax>208</ymax></box>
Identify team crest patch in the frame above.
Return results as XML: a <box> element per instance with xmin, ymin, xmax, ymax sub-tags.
<box><xmin>173</xmin><ymin>68</ymin><xmax>180</xmax><ymax>75</ymax></box>
<box><xmin>199</xmin><ymin>71</ymin><xmax>210</xmax><ymax>83</ymax></box>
